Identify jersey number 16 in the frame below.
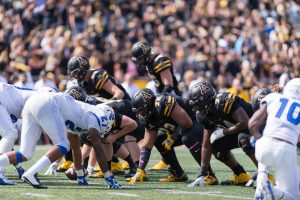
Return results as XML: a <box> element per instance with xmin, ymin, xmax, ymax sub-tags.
<box><xmin>275</xmin><ymin>98</ymin><xmax>300</xmax><ymax>125</ymax></box>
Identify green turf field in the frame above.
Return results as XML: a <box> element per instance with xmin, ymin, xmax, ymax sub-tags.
<box><xmin>1</xmin><ymin>145</ymin><xmax>299</xmax><ymax>200</ymax></box>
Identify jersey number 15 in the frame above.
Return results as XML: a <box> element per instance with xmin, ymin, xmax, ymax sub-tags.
<box><xmin>275</xmin><ymin>98</ymin><xmax>300</xmax><ymax>125</ymax></box>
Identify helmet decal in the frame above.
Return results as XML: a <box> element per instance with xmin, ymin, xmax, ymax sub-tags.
<box><xmin>77</xmin><ymin>57</ymin><xmax>88</xmax><ymax>69</ymax></box>
<box><xmin>139</xmin><ymin>43</ymin><xmax>150</xmax><ymax>54</ymax></box>
<box><xmin>140</xmin><ymin>90</ymin><xmax>152</xmax><ymax>102</ymax></box>
<box><xmin>198</xmin><ymin>83</ymin><xmax>210</xmax><ymax>95</ymax></box>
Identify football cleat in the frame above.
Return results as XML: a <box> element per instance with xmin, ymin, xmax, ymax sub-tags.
<box><xmin>90</xmin><ymin>170</ymin><xmax>105</xmax><ymax>178</ymax></box>
<box><xmin>16</xmin><ymin>167</ymin><xmax>25</xmax><ymax>179</ymax></box>
<box><xmin>221</xmin><ymin>173</ymin><xmax>250</xmax><ymax>186</ymax></box>
<box><xmin>204</xmin><ymin>174</ymin><xmax>219</xmax><ymax>185</ymax></box>
<box><xmin>254</xmin><ymin>181</ymin><xmax>275</xmax><ymax>200</ymax></box>
<box><xmin>111</xmin><ymin>162</ymin><xmax>125</xmax><ymax>175</ymax></box>
<box><xmin>121</xmin><ymin>161</ymin><xmax>129</xmax><ymax>170</ymax></box>
<box><xmin>22</xmin><ymin>173</ymin><xmax>47</xmax><ymax>189</ymax></box>
<box><xmin>0</xmin><ymin>173</ymin><xmax>16</xmax><ymax>185</ymax></box>
<box><xmin>159</xmin><ymin>170</ymin><xmax>188</xmax><ymax>182</ymax></box>
<box><xmin>124</xmin><ymin>169</ymin><xmax>137</xmax><ymax>178</ymax></box>
<box><xmin>94</xmin><ymin>165</ymin><xmax>101</xmax><ymax>172</ymax></box>
<box><xmin>57</xmin><ymin>160</ymin><xmax>73</xmax><ymax>172</ymax></box>
<box><xmin>149</xmin><ymin>160</ymin><xmax>169</xmax><ymax>171</ymax></box>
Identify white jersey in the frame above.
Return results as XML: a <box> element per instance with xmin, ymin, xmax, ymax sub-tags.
<box><xmin>261</xmin><ymin>93</ymin><xmax>300</xmax><ymax>145</ymax></box>
<box><xmin>49</xmin><ymin>93</ymin><xmax>111</xmax><ymax>135</ymax></box>
<box><xmin>0</xmin><ymin>83</ymin><xmax>36</xmax><ymax>120</ymax></box>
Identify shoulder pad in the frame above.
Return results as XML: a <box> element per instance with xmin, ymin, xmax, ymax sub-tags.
<box><xmin>91</xmin><ymin>69</ymin><xmax>109</xmax><ymax>90</ymax></box>
<box><xmin>215</xmin><ymin>92</ymin><xmax>237</xmax><ymax>115</ymax></box>
<box><xmin>153</xmin><ymin>55</ymin><xmax>172</xmax><ymax>73</ymax></box>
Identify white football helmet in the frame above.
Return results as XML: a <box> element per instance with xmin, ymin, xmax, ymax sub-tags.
<box><xmin>96</xmin><ymin>104</ymin><xmax>115</xmax><ymax>137</ymax></box>
<box><xmin>283</xmin><ymin>78</ymin><xmax>300</xmax><ymax>100</ymax></box>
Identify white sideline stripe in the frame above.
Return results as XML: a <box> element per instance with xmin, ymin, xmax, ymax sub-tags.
<box><xmin>157</xmin><ymin>189</ymin><xmax>252</xmax><ymax>200</ymax></box>
<box><xmin>21</xmin><ymin>193</ymin><xmax>53</xmax><ymax>198</ymax></box>
<box><xmin>107</xmin><ymin>192</ymin><xmax>139</xmax><ymax>197</ymax></box>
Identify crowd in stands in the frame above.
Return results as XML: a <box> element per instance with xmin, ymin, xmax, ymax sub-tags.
<box><xmin>0</xmin><ymin>0</ymin><xmax>300</xmax><ymax>101</ymax></box>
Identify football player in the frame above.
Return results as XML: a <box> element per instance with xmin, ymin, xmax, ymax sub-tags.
<box><xmin>67</xmin><ymin>56</ymin><xmax>130</xmax><ymax>100</ymax></box>
<box><xmin>0</xmin><ymin>83</ymin><xmax>39</xmax><ymax>185</ymax></box>
<box><xmin>66</xmin><ymin>86</ymin><xmax>143</xmax><ymax>177</ymax></box>
<box><xmin>188</xmin><ymin>81</ymin><xmax>256</xmax><ymax>186</ymax></box>
<box><xmin>129</xmin><ymin>88</ymin><xmax>216</xmax><ymax>184</ymax></box>
<box><xmin>67</xmin><ymin>56</ymin><xmax>130</xmax><ymax>172</ymax></box>
<box><xmin>249</xmin><ymin>78</ymin><xmax>300</xmax><ymax>200</ymax></box>
<box><xmin>0</xmin><ymin>92</ymin><xmax>121</xmax><ymax>189</ymax></box>
<box><xmin>132</xmin><ymin>41</ymin><xmax>180</xmax><ymax>170</ymax></box>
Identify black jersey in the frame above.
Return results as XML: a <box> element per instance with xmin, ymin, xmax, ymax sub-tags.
<box><xmin>197</xmin><ymin>92</ymin><xmax>254</xmax><ymax>130</ymax></box>
<box><xmin>144</xmin><ymin>94</ymin><xmax>194</xmax><ymax>132</ymax></box>
<box><xmin>146</xmin><ymin>54</ymin><xmax>179</xmax><ymax>95</ymax></box>
<box><xmin>80</xmin><ymin>68</ymin><xmax>131</xmax><ymax>100</ymax></box>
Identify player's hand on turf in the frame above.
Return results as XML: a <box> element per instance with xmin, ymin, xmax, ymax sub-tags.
<box><xmin>162</xmin><ymin>136</ymin><xmax>175</xmax><ymax>151</ymax></box>
<box><xmin>105</xmin><ymin>176</ymin><xmax>122</xmax><ymax>189</ymax></box>
<box><xmin>44</xmin><ymin>162</ymin><xmax>59</xmax><ymax>175</ymax></box>
<box><xmin>188</xmin><ymin>176</ymin><xmax>205</xmax><ymax>187</ymax></box>
<box><xmin>210</xmin><ymin>128</ymin><xmax>224</xmax><ymax>144</ymax></box>
<box><xmin>129</xmin><ymin>169</ymin><xmax>146</xmax><ymax>184</ymax></box>
<box><xmin>77</xmin><ymin>176</ymin><xmax>88</xmax><ymax>186</ymax></box>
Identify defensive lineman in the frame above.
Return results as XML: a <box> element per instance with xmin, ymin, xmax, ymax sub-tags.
<box><xmin>249</xmin><ymin>78</ymin><xmax>300</xmax><ymax>200</ymax></box>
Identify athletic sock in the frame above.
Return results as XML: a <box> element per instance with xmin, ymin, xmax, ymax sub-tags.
<box><xmin>64</xmin><ymin>150</ymin><xmax>73</xmax><ymax>162</ymax></box>
<box><xmin>107</xmin><ymin>160</ymin><xmax>111</xmax><ymax>171</ymax></box>
<box><xmin>161</xmin><ymin>148</ymin><xmax>183</xmax><ymax>176</ymax></box>
<box><xmin>124</xmin><ymin>155</ymin><xmax>136</xmax><ymax>171</ymax></box>
<box><xmin>26</xmin><ymin>156</ymin><xmax>51</xmax><ymax>176</ymax></box>
<box><xmin>231</xmin><ymin>163</ymin><xmax>246</xmax><ymax>176</ymax></box>
<box><xmin>0</xmin><ymin>154</ymin><xmax>10</xmax><ymax>166</ymax></box>
<box><xmin>111</xmin><ymin>156</ymin><xmax>119</xmax><ymax>163</ymax></box>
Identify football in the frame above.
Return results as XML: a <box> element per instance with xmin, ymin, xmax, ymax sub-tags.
<box><xmin>65</xmin><ymin>167</ymin><xmax>88</xmax><ymax>180</ymax></box>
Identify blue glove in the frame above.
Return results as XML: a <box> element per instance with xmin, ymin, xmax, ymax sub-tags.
<box><xmin>250</xmin><ymin>136</ymin><xmax>256</xmax><ymax>148</ymax></box>
<box><xmin>105</xmin><ymin>176</ymin><xmax>121</xmax><ymax>189</ymax></box>
<box><xmin>77</xmin><ymin>176</ymin><xmax>88</xmax><ymax>186</ymax></box>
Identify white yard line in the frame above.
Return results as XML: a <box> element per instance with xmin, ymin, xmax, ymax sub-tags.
<box><xmin>21</xmin><ymin>193</ymin><xmax>53</xmax><ymax>198</ymax></box>
<box><xmin>157</xmin><ymin>189</ymin><xmax>252</xmax><ymax>200</ymax></box>
<box><xmin>107</xmin><ymin>192</ymin><xmax>139</xmax><ymax>197</ymax></box>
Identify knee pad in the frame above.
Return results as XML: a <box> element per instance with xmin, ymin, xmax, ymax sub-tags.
<box><xmin>0</xmin><ymin>130</ymin><xmax>19</xmax><ymax>153</ymax></box>
<box><xmin>113</xmin><ymin>141</ymin><xmax>122</xmax><ymax>154</ymax></box>
<box><xmin>16</xmin><ymin>150</ymin><xmax>24</xmax><ymax>164</ymax></box>
<box><xmin>56</xmin><ymin>143</ymin><xmax>70</xmax><ymax>155</ymax></box>
<box><xmin>238</xmin><ymin>135</ymin><xmax>255</xmax><ymax>156</ymax></box>
<box><xmin>213</xmin><ymin>151</ymin><xmax>230</xmax><ymax>162</ymax></box>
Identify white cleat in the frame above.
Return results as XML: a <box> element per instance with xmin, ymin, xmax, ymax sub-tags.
<box><xmin>21</xmin><ymin>173</ymin><xmax>47</xmax><ymax>189</ymax></box>
<box><xmin>0</xmin><ymin>169</ymin><xmax>15</xmax><ymax>185</ymax></box>
<box><xmin>254</xmin><ymin>181</ymin><xmax>275</xmax><ymax>200</ymax></box>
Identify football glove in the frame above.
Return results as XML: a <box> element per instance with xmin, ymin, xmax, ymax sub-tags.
<box><xmin>44</xmin><ymin>162</ymin><xmax>59</xmax><ymax>175</ymax></box>
<box><xmin>105</xmin><ymin>176</ymin><xmax>122</xmax><ymax>189</ymax></box>
<box><xmin>162</xmin><ymin>136</ymin><xmax>175</xmax><ymax>151</ymax></box>
<box><xmin>188</xmin><ymin>176</ymin><xmax>205</xmax><ymax>187</ymax></box>
<box><xmin>129</xmin><ymin>169</ymin><xmax>146</xmax><ymax>184</ymax></box>
<box><xmin>77</xmin><ymin>176</ymin><xmax>88</xmax><ymax>186</ymax></box>
<box><xmin>210</xmin><ymin>128</ymin><xmax>224</xmax><ymax>144</ymax></box>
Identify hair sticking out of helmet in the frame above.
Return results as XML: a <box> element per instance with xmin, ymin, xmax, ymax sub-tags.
<box><xmin>283</xmin><ymin>78</ymin><xmax>300</xmax><ymax>100</ymax></box>
<box><xmin>188</xmin><ymin>81</ymin><xmax>216</xmax><ymax>115</ymax></box>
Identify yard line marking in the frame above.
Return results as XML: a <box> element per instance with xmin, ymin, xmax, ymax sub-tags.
<box><xmin>107</xmin><ymin>192</ymin><xmax>139</xmax><ymax>197</ymax></box>
<box><xmin>157</xmin><ymin>189</ymin><xmax>252</xmax><ymax>200</ymax></box>
<box><xmin>21</xmin><ymin>193</ymin><xmax>53</xmax><ymax>198</ymax></box>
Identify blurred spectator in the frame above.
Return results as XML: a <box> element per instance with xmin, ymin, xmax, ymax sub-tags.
<box><xmin>227</xmin><ymin>78</ymin><xmax>251</xmax><ymax>102</ymax></box>
<box><xmin>122</xmin><ymin>73</ymin><xmax>139</xmax><ymax>98</ymax></box>
<box><xmin>33</xmin><ymin>70</ymin><xmax>57</xmax><ymax>90</ymax></box>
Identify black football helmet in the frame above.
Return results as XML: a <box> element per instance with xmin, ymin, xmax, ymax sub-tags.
<box><xmin>251</xmin><ymin>88</ymin><xmax>272</xmax><ymax>111</ymax></box>
<box><xmin>131</xmin><ymin>88</ymin><xmax>156</xmax><ymax>121</ymax></box>
<box><xmin>188</xmin><ymin>81</ymin><xmax>217</xmax><ymax>115</ymax></box>
<box><xmin>65</xmin><ymin>86</ymin><xmax>89</xmax><ymax>102</ymax></box>
<box><xmin>131</xmin><ymin>41</ymin><xmax>152</xmax><ymax>66</ymax></box>
<box><xmin>67</xmin><ymin>56</ymin><xmax>90</xmax><ymax>81</ymax></box>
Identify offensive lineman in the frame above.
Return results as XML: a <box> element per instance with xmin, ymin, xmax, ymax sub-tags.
<box><xmin>0</xmin><ymin>92</ymin><xmax>121</xmax><ymax>189</ymax></box>
<box><xmin>249</xmin><ymin>78</ymin><xmax>300</xmax><ymax>200</ymax></box>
